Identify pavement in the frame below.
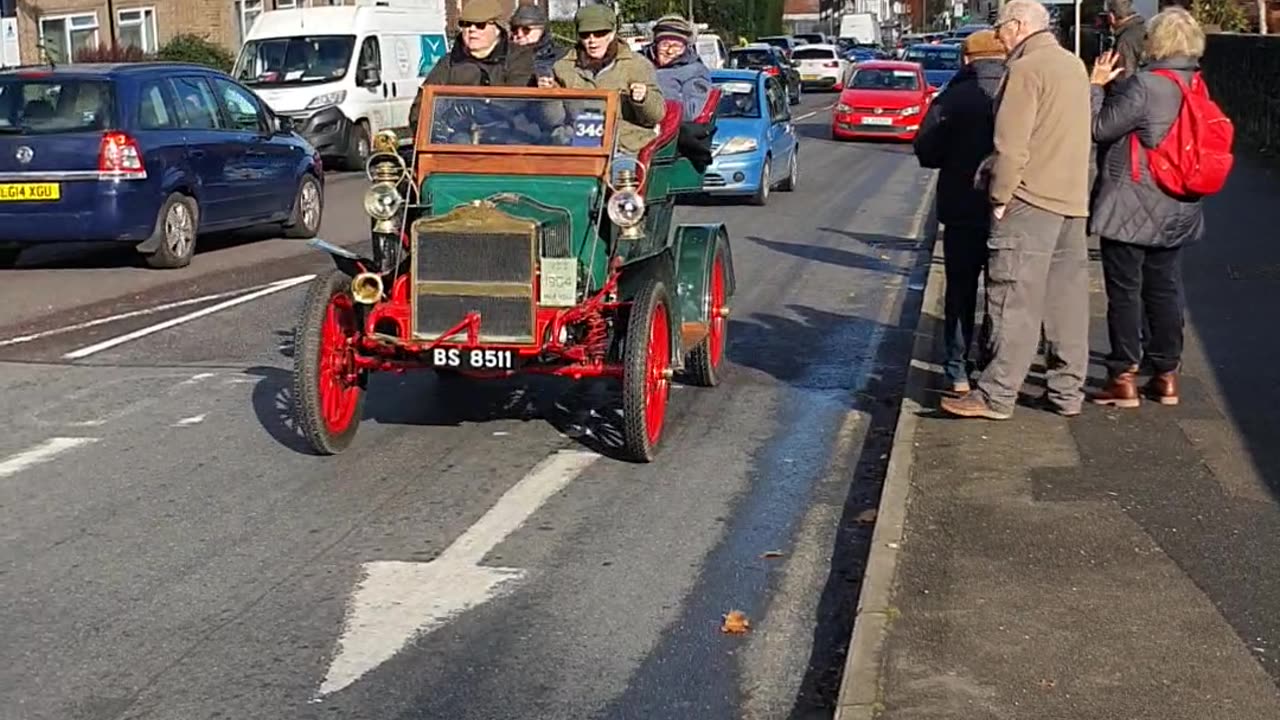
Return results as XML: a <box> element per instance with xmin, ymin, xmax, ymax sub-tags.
<box><xmin>0</xmin><ymin>95</ymin><xmax>941</xmax><ymax>720</ymax></box>
<box><xmin>836</xmin><ymin>156</ymin><xmax>1280</xmax><ymax>720</ymax></box>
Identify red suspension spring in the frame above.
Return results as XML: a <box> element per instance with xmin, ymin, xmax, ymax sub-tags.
<box><xmin>582</xmin><ymin>312</ymin><xmax>608</xmax><ymax>363</ymax></box>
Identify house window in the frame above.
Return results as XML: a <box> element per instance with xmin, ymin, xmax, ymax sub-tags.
<box><xmin>38</xmin><ymin>13</ymin><xmax>99</xmax><ymax>63</ymax></box>
<box><xmin>235</xmin><ymin>0</ymin><xmax>264</xmax><ymax>46</ymax></box>
<box><xmin>275</xmin><ymin>0</ymin><xmax>297</xmax><ymax>7</ymax></box>
<box><xmin>117</xmin><ymin>8</ymin><xmax>158</xmax><ymax>53</ymax></box>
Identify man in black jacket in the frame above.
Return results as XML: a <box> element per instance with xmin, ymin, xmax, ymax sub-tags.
<box><xmin>510</xmin><ymin>3</ymin><xmax>566</xmax><ymax>79</ymax></box>
<box><xmin>1106</xmin><ymin>0</ymin><xmax>1147</xmax><ymax>79</ymax></box>
<box><xmin>913</xmin><ymin>30</ymin><xmax>1006</xmax><ymax>394</ymax></box>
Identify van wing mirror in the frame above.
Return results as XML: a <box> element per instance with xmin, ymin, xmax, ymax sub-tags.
<box><xmin>360</xmin><ymin>67</ymin><xmax>381</xmax><ymax>87</ymax></box>
<box><xmin>274</xmin><ymin>114</ymin><xmax>295</xmax><ymax>134</ymax></box>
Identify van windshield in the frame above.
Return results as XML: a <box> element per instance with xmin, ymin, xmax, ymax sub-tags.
<box><xmin>235</xmin><ymin>35</ymin><xmax>356</xmax><ymax>86</ymax></box>
<box><xmin>0</xmin><ymin>77</ymin><xmax>114</xmax><ymax>135</ymax></box>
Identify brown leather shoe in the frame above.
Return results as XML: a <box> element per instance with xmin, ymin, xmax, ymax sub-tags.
<box><xmin>940</xmin><ymin>390</ymin><xmax>1012</xmax><ymax>420</ymax></box>
<box><xmin>1092</xmin><ymin>366</ymin><xmax>1140</xmax><ymax>408</ymax></box>
<box><xmin>1146</xmin><ymin>371</ymin><xmax>1180</xmax><ymax>406</ymax></box>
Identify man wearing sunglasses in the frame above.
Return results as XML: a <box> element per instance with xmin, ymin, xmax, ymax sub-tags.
<box><xmin>408</xmin><ymin>0</ymin><xmax>537</xmax><ymax>141</ymax></box>
<box><xmin>544</xmin><ymin>3</ymin><xmax>665</xmax><ymax>155</ymax></box>
<box><xmin>510</xmin><ymin>3</ymin><xmax>564</xmax><ymax>79</ymax></box>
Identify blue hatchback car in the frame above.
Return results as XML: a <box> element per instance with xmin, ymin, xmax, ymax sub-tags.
<box><xmin>0</xmin><ymin>62</ymin><xmax>324</xmax><ymax>268</ymax></box>
<box><xmin>702</xmin><ymin>69</ymin><xmax>800</xmax><ymax>205</ymax></box>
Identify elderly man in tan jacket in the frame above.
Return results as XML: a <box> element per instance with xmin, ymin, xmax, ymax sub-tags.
<box><xmin>941</xmin><ymin>0</ymin><xmax>1092</xmax><ymax>420</ymax></box>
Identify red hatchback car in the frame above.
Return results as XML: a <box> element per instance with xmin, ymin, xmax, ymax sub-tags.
<box><xmin>832</xmin><ymin>61</ymin><xmax>935</xmax><ymax>142</ymax></box>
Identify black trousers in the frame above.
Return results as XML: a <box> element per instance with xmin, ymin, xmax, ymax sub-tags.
<box><xmin>941</xmin><ymin>223</ymin><xmax>989</xmax><ymax>383</ymax></box>
<box><xmin>1099</xmin><ymin>238</ymin><xmax>1184</xmax><ymax>375</ymax></box>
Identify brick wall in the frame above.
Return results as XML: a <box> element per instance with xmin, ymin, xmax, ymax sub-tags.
<box><xmin>1202</xmin><ymin>33</ymin><xmax>1280</xmax><ymax>152</ymax></box>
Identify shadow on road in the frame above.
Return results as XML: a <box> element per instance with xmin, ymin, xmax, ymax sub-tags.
<box><xmin>10</xmin><ymin>226</ymin><xmax>291</xmax><ymax>270</ymax></box>
<box><xmin>745</xmin><ymin>235</ymin><xmax>912</xmax><ymax>276</ymax></box>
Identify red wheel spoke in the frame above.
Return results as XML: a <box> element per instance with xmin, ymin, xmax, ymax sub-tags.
<box><xmin>709</xmin><ymin>255</ymin><xmax>726</xmax><ymax>368</ymax></box>
<box><xmin>318</xmin><ymin>293</ymin><xmax>359</xmax><ymax>434</ymax></box>
<box><xmin>644</xmin><ymin>300</ymin><xmax>670</xmax><ymax>446</ymax></box>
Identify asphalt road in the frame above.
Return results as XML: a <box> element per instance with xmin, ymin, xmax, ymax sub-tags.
<box><xmin>0</xmin><ymin>95</ymin><xmax>937</xmax><ymax>720</ymax></box>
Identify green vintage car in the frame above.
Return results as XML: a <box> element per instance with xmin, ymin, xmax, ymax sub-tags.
<box><xmin>291</xmin><ymin>84</ymin><xmax>733</xmax><ymax>462</ymax></box>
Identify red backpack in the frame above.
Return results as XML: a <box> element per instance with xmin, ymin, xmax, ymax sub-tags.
<box><xmin>1129</xmin><ymin>69</ymin><xmax>1234</xmax><ymax>199</ymax></box>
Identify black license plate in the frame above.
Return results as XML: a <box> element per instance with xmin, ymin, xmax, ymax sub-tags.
<box><xmin>429</xmin><ymin>347</ymin><xmax>517</xmax><ymax>370</ymax></box>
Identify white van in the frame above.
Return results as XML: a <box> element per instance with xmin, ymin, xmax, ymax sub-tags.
<box><xmin>695</xmin><ymin>34</ymin><xmax>727</xmax><ymax>69</ymax></box>
<box><xmin>232</xmin><ymin>0</ymin><xmax>448</xmax><ymax>170</ymax></box>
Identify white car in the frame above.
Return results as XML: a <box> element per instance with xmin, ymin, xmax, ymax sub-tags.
<box><xmin>791</xmin><ymin>43</ymin><xmax>848</xmax><ymax>91</ymax></box>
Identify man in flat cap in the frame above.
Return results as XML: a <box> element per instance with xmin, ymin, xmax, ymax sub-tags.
<box><xmin>409</xmin><ymin>0</ymin><xmax>537</xmax><ymax>141</ymax></box>
<box><xmin>510</xmin><ymin>2</ymin><xmax>565</xmax><ymax>79</ymax></box>
<box><xmin>913</xmin><ymin>29</ymin><xmax>1007</xmax><ymax>395</ymax></box>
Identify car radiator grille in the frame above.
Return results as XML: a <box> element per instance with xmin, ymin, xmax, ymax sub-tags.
<box><xmin>412</xmin><ymin>223</ymin><xmax>537</xmax><ymax>345</ymax></box>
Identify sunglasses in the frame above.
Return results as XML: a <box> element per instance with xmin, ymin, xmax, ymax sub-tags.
<box><xmin>577</xmin><ymin>29</ymin><xmax>612</xmax><ymax>39</ymax></box>
<box><xmin>458</xmin><ymin>20</ymin><xmax>491</xmax><ymax>30</ymax></box>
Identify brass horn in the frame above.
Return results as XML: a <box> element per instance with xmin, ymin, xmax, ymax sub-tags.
<box><xmin>350</xmin><ymin>272</ymin><xmax>384</xmax><ymax>304</ymax></box>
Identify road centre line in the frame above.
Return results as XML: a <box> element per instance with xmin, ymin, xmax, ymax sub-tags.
<box><xmin>794</xmin><ymin>103</ymin><xmax>835</xmax><ymax>122</ymax></box>
<box><xmin>0</xmin><ymin>282</ymin><xmax>292</xmax><ymax>349</ymax></box>
<box><xmin>62</xmin><ymin>274</ymin><xmax>317</xmax><ymax>360</ymax></box>
<box><xmin>0</xmin><ymin>437</ymin><xmax>99</xmax><ymax>480</ymax></box>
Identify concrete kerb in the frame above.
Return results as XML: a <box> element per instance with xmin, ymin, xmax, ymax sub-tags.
<box><xmin>833</xmin><ymin>209</ymin><xmax>945</xmax><ymax>720</ymax></box>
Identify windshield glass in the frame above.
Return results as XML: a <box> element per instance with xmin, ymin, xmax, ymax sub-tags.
<box><xmin>904</xmin><ymin>47</ymin><xmax>961</xmax><ymax>70</ymax></box>
<box><xmin>714</xmin><ymin>80</ymin><xmax>760</xmax><ymax>118</ymax></box>
<box><xmin>429</xmin><ymin>96</ymin><xmax>610</xmax><ymax>147</ymax></box>
<box><xmin>235</xmin><ymin>35</ymin><xmax>355</xmax><ymax>86</ymax></box>
<box><xmin>0</xmin><ymin>78</ymin><xmax>113</xmax><ymax>135</ymax></box>
<box><xmin>848</xmin><ymin>68</ymin><xmax>920</xmax><ymax>91</ymax></box>
<box><xmin>729</xmin><ymin>50</ymin><xmax>774</xmax><ymax>67</ymax></box>
<box><xmin>757</xmin><ymin>37</ymin><xmax>790</xmax><ymax>50</ymax></box>
<box><xmin>793</xmin><ymin>47</ymin><xmax>836</xmax><ymax>60</ymax></box>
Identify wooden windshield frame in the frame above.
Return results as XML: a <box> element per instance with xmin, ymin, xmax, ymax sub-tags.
<box><xmin>412</xmin><ymin>85</ymin><xmax>620</xmax><ymax>182</ymax></box>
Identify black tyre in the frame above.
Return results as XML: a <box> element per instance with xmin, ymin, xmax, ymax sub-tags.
<box><xmin>750</xmin><ymin>157</ymin><xmax>771</xmax><ymax>206</ymax></box>
<box><xmin>621</xmin><ymin>278</ymin><xmax>674</xmax><ymax>463</ymax></box>
<box><xmin>779</xmin><ymin>149</ymin><xmax>798</xmax><ymax>191</ymax></box>
<box><xmin>344</xmin><ymin>121</ymin><xmax>371</xmax><ymax>171</ymax></box>
<box><xmin>142</xmin><ymin>193</ymin><xmax>198</xmax><ymax>269</ymax></box>
<box><xmin>292</xmin><ymin>270</ymin><xmax>366</xmax><ymax>454</ymax></box>
<box><xmin>684</xmin><ymin>244</ymin><xmax>729</xmax><ymax>387</ymax></box>
<box><xmin>0</xmin><ymin>246</ymin><xmax>22</xmax><ymax>268</ymax></box>
<box><xmin>283</xmin><ymin>173</ymin><xmax>324</xmax><ymax>239</ymax></box>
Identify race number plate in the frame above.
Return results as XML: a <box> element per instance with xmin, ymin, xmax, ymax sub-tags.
<box><xmin>572</xmin><ymin>111</ymin><xmax>605</xmax><ymax>147</ymax></box>
<box><xmin>862</xmin><ymin>116</ymin><xmax>894</xmax><ymax>126</ymax></box>
<box><xmin>429</xmin><ymin>347</ymin><xmax>517</xmax><ymax>371</ymax></box>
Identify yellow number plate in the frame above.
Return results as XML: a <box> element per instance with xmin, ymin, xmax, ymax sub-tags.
<box><xmin>0</xmin><ymin>183</ymin><xmax>61</xmax><ymax>201</ymax></box>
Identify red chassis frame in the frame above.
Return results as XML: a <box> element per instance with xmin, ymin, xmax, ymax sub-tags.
<box><xmin>349</xmin><ymin>255</ymin><xmax>628</xmax><ymax>381</ymax></box>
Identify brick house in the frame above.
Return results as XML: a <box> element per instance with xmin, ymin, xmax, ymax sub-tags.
<box><xmin>7</xmin><ymin>0</ymin><xmax>513</xmax><ymax>67</ymax></box>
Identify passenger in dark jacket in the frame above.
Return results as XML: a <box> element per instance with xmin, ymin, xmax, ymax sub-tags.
<box><xmin>1088</xmin><ymin>6</ymin><xmax>1207</xmax><ymax>409</ymax></box>
<box><xmin>509</xmin><ymin>3</ymin><xmax>566</xmax><ymax>78</ymax></box>
<box><xmin>913</xmin><ymin>30</ymin><xmax>1006</xmax><ymax>393</ymax></box>
<box><xmin>642</xmin><ymin>14</ymin><xmax>717</xmax><ymax>171</ymax></box>
<box><xmin>408</xmin><ymin>0</ymin><xmax>536</xmax><ymax>142</ymax></box>
<box><xmin>1106</xmin><ymin>0</ymin><xmax>1147</xmax><ymax>80</ymax></box>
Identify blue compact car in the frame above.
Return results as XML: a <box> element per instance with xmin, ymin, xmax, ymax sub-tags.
<box><xmin>702</xmin><ymin>69</ymin><xmax>800</xmax><ymax>205</ymax></box>
<box><xmin>0</xmin><ymin>62</ymin><xmax>324</xmax><ymax>269</ymax></box>
<box><xmin>901</xmin><ymin>43</ymin><xmax>962</xmax><ymax>90</ymax></box>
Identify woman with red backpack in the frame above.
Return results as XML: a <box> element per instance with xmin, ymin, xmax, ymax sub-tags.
<box><xmin>1087</xmin><ymin>6</ymin><xmax>1232</xmax><ymax>409</ymax></box>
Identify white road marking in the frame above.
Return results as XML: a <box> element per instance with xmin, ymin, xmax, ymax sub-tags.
<box><xmin>0</xmin><ymin>280</ymin><xmax>304</xmax><ymax>349</ymax></box>
<box><xmin>0</xmin><ymin>437</ymin><xmax>99</xmax><ymax>480</ymax></box>
<box><xmin>62</xmin><ymin>274</ymin><xmax>316</xmax><ymax>360</ymax></box>
<box><xmin>174</xmin><ymin>414</ymin><xmax>206</xmax><ymax>426</ymax></box>
<box><xmin>316</xmin><ymin>449</ymin><xmax>601</xmax><ymax>698</ymax></box>
<box><xmin>794</xmin><ymin>103</ymin><xmax>835</xmax><ymax>122</ymax></box>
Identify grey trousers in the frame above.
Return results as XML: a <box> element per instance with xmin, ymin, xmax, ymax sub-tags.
<box><xmin>977</xmin><ymin>198</ymin><xmax>1089</xmax><ymax>413</ymax></box>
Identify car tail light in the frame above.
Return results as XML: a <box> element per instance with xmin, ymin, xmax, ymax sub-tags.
<box><xmin>824</xmin><ymin>61</ymin><xmax>839</xmax><ymax>68</ymax></box>
<box><xmin>764</xmin><ymin>66</ymin><xmax>780</xmax><ymax>75</ymax></box>
<box><xmin>99</xmin><ymin>131</ymin><xmax>146</xmax><ymax>178</ymax></box>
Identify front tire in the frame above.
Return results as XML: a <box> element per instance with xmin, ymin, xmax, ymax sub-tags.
<box><xmin>283</xmin><ymin>174</ymin><xmax>324</xmax><ymax>239</ymax></box>
<box><xmin>750</xmin><ymin>157</ymin><xmax>771</xmax><ymax>206</ymax></box>
<box><xmin>292</xmin><ymin>271</ymin><xmax>366</xmax><ymax>454</ymax></box>
<box><xmin>685</xmin><ymin>245</ymin><xmax>729</xmax><ymax>387</ymax></box>
<box><xmin>344</xmin><ymin>121</ymin><xmax>371</xmax><ymax>171</ymax></box>
<box><xmin>0</xmin><ymin>246</ymin><xmax>22</xmax><ymax>268</ymax></box>
<box><xmin>621</xmin><ymin>278</ymin><xmax>674</xmax><ymax>463</ymax></box>
<box><xmin>142</xmin><ymin>193</ymin><xmax>198</xmax><ymax>269</ymax></box>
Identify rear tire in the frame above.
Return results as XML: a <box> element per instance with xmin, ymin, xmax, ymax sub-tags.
<box><xmin>750</xmin><ymin>157</ymin><xmax>771</xmax><ymax>206</ymax></box>
<box><xmin>0</xmin><ymin>246</ymin><xmax>22</xmax><ymax>268</ymax></box>
<box><xmin>779</xmin><ymin>150</ymin><xmax>798</xmax><ymax>191</ymax></box>
<box><xmin>142</xmin><ymin>193</ymin><xmax>198</xmax><ymax>269</ymax></box>
<box><xmin>621</xmin><ymin>278</ymin><xmax>674</xmax><ymax>463</ymax></box>
<box><xmin>344</xmin><ymin>121</ymin><xmax>370</xmax><ymax>171</ymax></box>
<box><xmin>283</xmin><ymin>174</ymin><xmax>324</xmax><ymax>239</ymax></box>
<box><xmin>685</xmin><ymin>245</ymin><xmax>729</xmax><ymax>387</ymax></box>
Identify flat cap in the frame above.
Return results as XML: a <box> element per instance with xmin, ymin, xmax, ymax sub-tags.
<box><xmin>511</xmin><ymin>3</ymin><xmax>548</xmax><ymax>26</ymax></box>
<box><xmin>963</xmin><ymin>29</ymin><xmax>1005</xmax><ymax>57</ymax></box>
<box><xmin>575</xmin><ymin>3</ymin><xmax>617</xmax><ymax>33</ymax></box>
<box><xmin>459</xmin><ymin>0</ymin><xmax>503</xmax><ymax>25</ymax></box>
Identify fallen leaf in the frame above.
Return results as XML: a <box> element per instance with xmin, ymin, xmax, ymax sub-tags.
<box><xmin>722</xmin><ymin>610</ymin><xmax>751</xmax><ymax>634</ymax></box>
<box><xmin>1038</xmin><ymin>678</ymin><xmax>1056</xmax><ymax>691</ymax></box>
<box><xmin>855</xmin><ymin>508</ymin><xmax>878</xmax><ymax>524</ymax></box>
<box><xmin>760</xmin><ymin>551</ymin><xmax>784</xmax><ymax>559</ymax></box>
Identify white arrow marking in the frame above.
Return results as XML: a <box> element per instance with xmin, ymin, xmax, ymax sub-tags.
<box><xmin>316</xmin><ymin>449</ymin><xmax>600</xmax><ymax>698</ymax></box>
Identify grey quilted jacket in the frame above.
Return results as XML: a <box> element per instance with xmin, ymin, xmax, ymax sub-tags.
<box><xmin>1088</xmin><ymin>56</ymin><xmax>1206</xmax><ymax>248</ymax></box>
